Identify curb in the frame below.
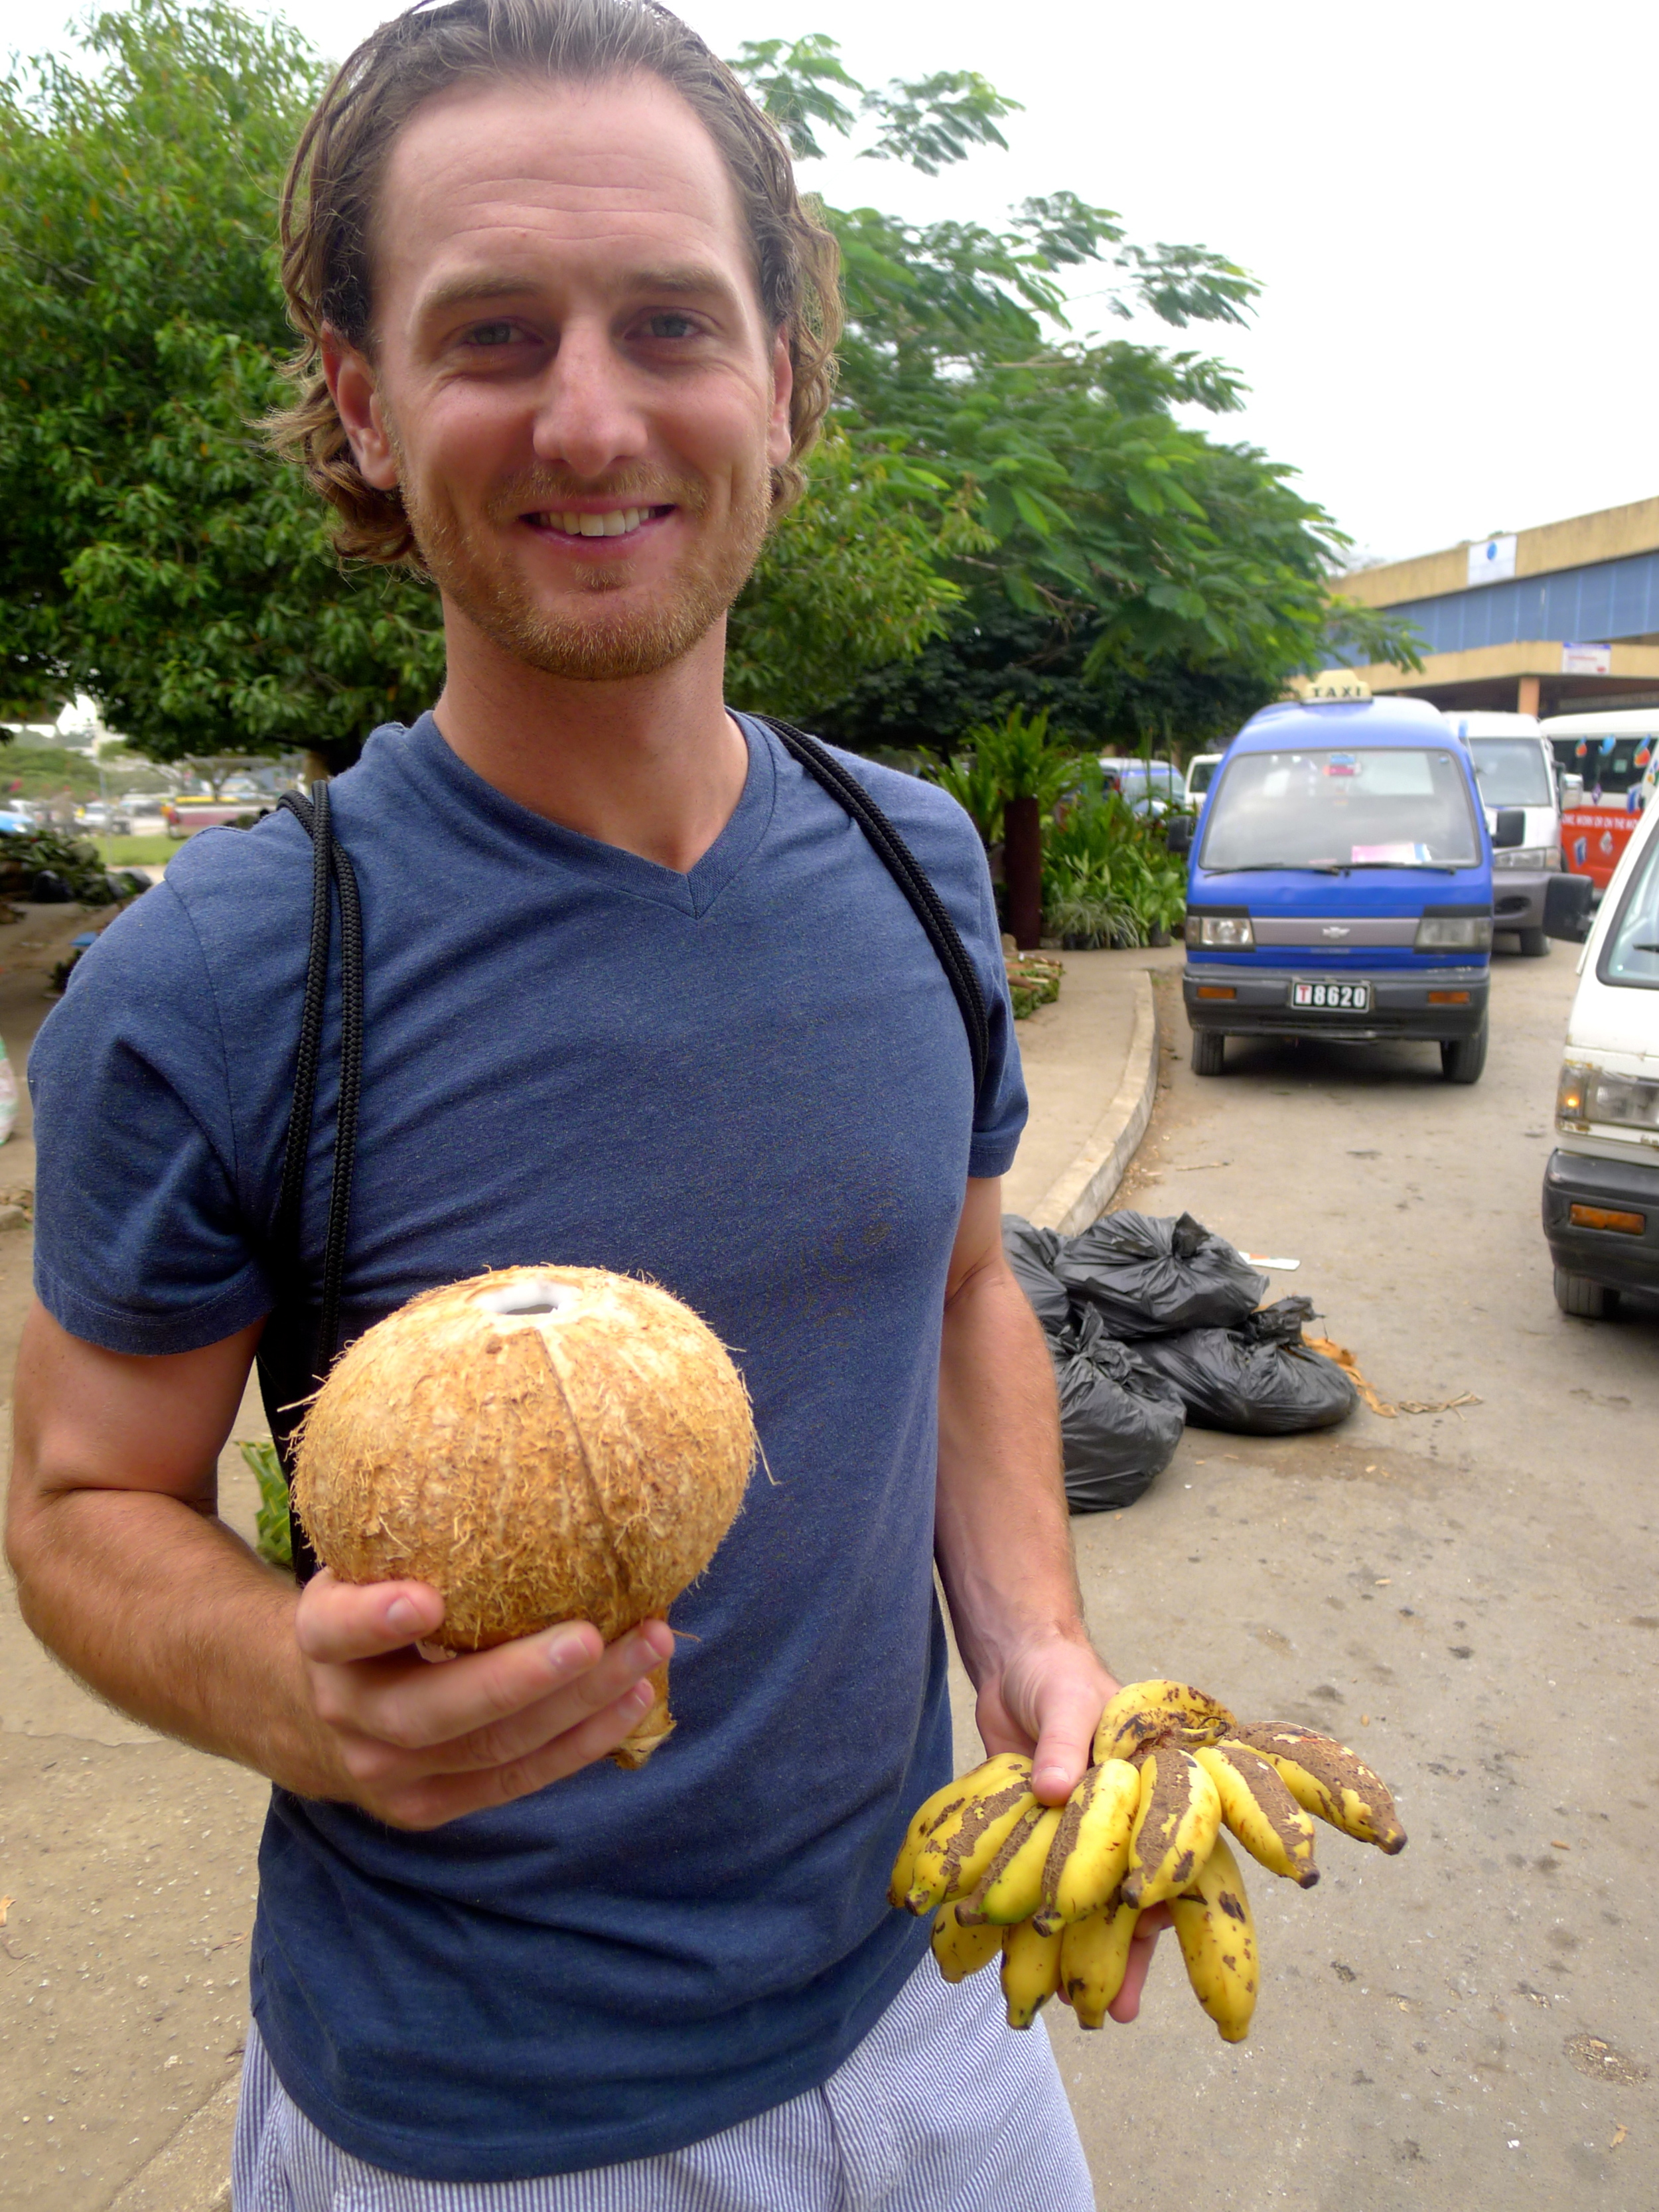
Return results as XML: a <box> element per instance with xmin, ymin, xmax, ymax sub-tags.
<box><xmin>105</xmin><ymin>2072</ymin><xmax>237</xmax><ymax>2212</ymax></box>
<box><xmin>1030</xmin><ymin>969</ymin><xmax>1159</xmax><ymax>1236</ymax></box>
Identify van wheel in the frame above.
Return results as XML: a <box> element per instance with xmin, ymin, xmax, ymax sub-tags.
<box><xmin>1440</xmin><ymin>1020</ymin><xmax>1488</xmax><ymax>1084</ymax></box>
<box><xmin>1518</xmin><ymin>926</ymin><xmax>1550</xmax><ymax>958</ymax></box>
<box><xmin>1553</xmin><ymin>1267</ymin><xmax>1617</xmax><ymax>1320</ymax></box>
<box><xmin>1190</xmin><ymin>1029</ymin><xmax>1227</xmax><ymax>1076</ymax></box>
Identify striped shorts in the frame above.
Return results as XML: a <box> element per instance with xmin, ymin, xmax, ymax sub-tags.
<box><xmin>231</xmin><ymin>1956</ymin><xmax>1094</xmax><ymax>2211</ymax></box>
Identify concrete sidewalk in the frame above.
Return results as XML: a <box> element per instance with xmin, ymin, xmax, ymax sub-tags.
<box><xmin>1001</xmin><ymin>948</ymin><xmax>1161</xmax><ymax>1234</ymax></box>
<box><xmin>0</xmin><ymin>941</ymin><xmax>1163</xmax><ymax>2212</ymax></box>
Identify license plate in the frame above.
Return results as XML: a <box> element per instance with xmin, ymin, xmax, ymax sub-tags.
<box><xmin>1291</xmin><ymin>979</ymin><xmax>1372</xmax><ymax>1011</ymax></box>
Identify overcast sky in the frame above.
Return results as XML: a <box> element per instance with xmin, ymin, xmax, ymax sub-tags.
<box><xmin>8</xmin><ymin>0</ymin><xmax>1656</xmax><ymax>569</ymax></box>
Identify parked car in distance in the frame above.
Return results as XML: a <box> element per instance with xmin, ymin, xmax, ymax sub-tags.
<box><xmin>1544</xmin><ymin>792</ymin><xmax>1659</xmax><ymax>1318</ymax></box>
<box><xmin>1443</xmin><ymin>709</ymin><xmax>1561</xmax><ymax>957</ymax></box>
<box><xmin>1185</xmin><ymin>752</ymin><xmax>1224</xmax><ymax>799</ymax></box>
<box><xmin>163</xmin><ymin>794</ymin><xmax>265</xmax><ymax>838</ymax></box>
<box><xmin>1100</xmin><ymin>757</ymin><xmax>1187</xmax><ymax>816</ymax></box>
<box><xmin>76</xmin><ymin>801</ymin><xmax>134</xmax><ymax>836</ymax></box>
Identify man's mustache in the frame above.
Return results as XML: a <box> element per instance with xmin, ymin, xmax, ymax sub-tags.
<box><xmin>484</xmin><ymin>471</ymin><xmax>709</xmax><ymax>523</ymax></box>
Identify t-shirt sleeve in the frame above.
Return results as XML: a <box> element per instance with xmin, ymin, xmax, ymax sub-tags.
<box><xmin>29</xmin><ymin>883</ymin><xmax>276</xmax><ymax>1355</ymax></box>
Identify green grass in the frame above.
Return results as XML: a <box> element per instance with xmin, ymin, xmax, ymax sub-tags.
<box><xmin>94</xmin><ymin>833</ymin><xmax>174</xmax><ymax>866</ymax></box>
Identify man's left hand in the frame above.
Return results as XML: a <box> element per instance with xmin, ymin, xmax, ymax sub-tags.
<box><xmin>974</xmin><ymin>1631</ymin><xmax>1116</xmax><ymax>1806</ymax></box>
<box><xmin>973</xmin><ymin>1635</ymin><xmax>1169</xmax><ymax>2024</ymax></box>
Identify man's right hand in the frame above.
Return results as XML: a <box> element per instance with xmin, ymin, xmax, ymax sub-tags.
<box><xmin>295</xmin><ymin>1572</ymin><xmax>675</xmax><ymax>1830</ymax></box>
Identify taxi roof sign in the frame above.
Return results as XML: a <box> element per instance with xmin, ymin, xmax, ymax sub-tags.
<box><xmin>1299</xmin><ymin>670</ymin><xmax>1372</xmax><ymax>703</ymax></box>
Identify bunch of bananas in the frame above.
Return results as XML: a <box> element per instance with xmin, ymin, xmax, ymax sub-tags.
<box><xmin>889</xmin><ymin>1678</ymin><xmax>1405</xmax><ymax>2043</ymax></box>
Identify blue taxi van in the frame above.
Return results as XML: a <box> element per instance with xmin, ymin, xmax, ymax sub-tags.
<box><xmin>1175</xmin><ymin>678</ymin><xmax>1504</xmax><ymax>1083</ymax></box>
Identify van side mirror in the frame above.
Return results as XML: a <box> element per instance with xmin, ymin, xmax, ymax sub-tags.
<box><xmin>1559</xmin><ymin>773</ymin><xmax>1583</xmax><ymax>806</ymax></box>
<box><xmin>1492</xmin><ymin>808</ymin><xmax>1526</xmax><ymax>849</ymax></box>
<box><xmin>1164</xmin><ymin>814</ymin><xmax>1193</xmax><ymax>856</ymax></box>
<box><xmin>1544</xmin><ymin>873</ymin><xmax>1593</xmax><ymax>942</ymax></box>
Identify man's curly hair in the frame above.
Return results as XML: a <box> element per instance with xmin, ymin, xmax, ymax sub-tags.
<box><xmin>270</xmin><ymin>0</ymin><xmax>841</xmax><ymax>566</ymax></box>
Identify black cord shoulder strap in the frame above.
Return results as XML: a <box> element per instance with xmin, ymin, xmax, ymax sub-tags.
<box><xmin>758</xmin><ymin>716</ymin><xmax>991</xmax><ymax>1104</ymax></box>
<box><xmin>275</xmin><ymin>782</ymin><xmax>364</xmax><ymax>1376</ymax></box>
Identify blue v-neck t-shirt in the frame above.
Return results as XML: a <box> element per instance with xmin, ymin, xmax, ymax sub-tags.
<box><xmin>28</xmin><ymin>712</ymin><xmax>1027</xmax><ymax>2183</ymax></box>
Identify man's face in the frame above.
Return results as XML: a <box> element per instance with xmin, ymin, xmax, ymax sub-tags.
<box><xmin>333</xmin><ymin>74</ymin><xmax>793</xmax><ymax>682</ymax></box>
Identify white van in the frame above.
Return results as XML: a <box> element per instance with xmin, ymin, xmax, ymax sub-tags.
<box><xmin>1443</xmin><ymin>710</ymin><xmax>1561</xmax><ymax>956</ymax></box>
<box><xmin>1185</xmin><ymin>751</ymin><xmax>1224</xmax><ymax>799</ymax></box>
<box><xmin>1544</xmin><ymin>795</ymin><xmax>1659</xmax><ymax>1317</ymax></box>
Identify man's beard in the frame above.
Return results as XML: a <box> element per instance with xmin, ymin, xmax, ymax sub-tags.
<box><xmin>396</xmin><ymin>451</ymin><xmax>774</xmax><ymax>683</ymax></box>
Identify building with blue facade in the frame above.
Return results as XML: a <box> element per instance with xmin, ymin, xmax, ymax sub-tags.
<box><xmin>1334</xmin><ymin>497</ymin><xmax>1659</xmax><ymax>716</ymax></box>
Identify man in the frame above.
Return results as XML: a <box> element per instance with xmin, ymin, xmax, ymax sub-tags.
<box><xmin>7</xmin><ymin>3</ymin><xmax>1162</xmax><ymax>2202</ymax></box>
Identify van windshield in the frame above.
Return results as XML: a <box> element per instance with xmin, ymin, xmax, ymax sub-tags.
<box><xmin>1469</xmin><ymin>738</ymin><xmax>1553</xmax><ymax>808</ymax></box>
<box><xmin>1599</xmin><ymin>831</ymin><xmax>1659</xmax><ymax>988</ymax></box>
<box><xmin>1198</xmin><ymin>747</ymin><xmax>1481</xmax><ymax>871</ymax></box>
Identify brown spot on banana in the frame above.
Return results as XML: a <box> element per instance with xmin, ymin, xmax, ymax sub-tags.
<box><xmin>904</xmin><ymin>1773</ymin><xmax>1037</xmax><ymax>1913</ymax></box>
<box><xmin>1123</xmin><ymin>1745</ymin><xmax>1223</xmax><ymax>1909</ymax></box>
<box><xmin>954</xmin><ymin>1801</ymin><xmax>1048</xmax><ymax>1925</ymax></box>
<box><xmin>1228</xmin><ymin>1722</ymin><xmax>1406</xmax><ymax>1854</ymax></box>
<box><xmin>1197</xmin><ymin>1741</ymin><xmax>1321</xmax><ymax>1888</ymax></box>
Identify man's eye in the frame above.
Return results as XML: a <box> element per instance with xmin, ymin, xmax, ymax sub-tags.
<box><xmin>465</xmin><ymin>322</ymin><xmax>520</xmax><ymax>347</ymax></box>
<box><xmin>642</xmin><ymin>313</ymin><xmax>699</xmax><ymax>340</ymax></box>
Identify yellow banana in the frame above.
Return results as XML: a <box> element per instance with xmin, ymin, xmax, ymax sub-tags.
<box><xmin>1227</xmin><ymin>1723</ymin><xmax>1406</xmax><ymax>1854</ymax></box>
<box><xmin>887</xmin><ymin>1753</ymin><xmax>1031</xmax><ymax>1907</ymax></box>
<box><xmin>1195</xmin><ymin>1741</ymin><xmax>1319</xmax><ymax>1888</ymax></box>
<box><xmin>958</xmin><ymin>1803</ymin><xmax>1066</xmax><ymax>1925</ymax></box>
<box><xmin>902</xmin><ymin>1758</ymin><xmax>1038</xmax><ymax>1915</ymax></box>
<box><xmin>1001</xmin><ymin>1917</ymin><xmax>1064</xmax><ymax>2030</ymax></box>
<box><xmin>1059</xmin><ymin>1889</ymin><xmax>1141</xmax><ymax>2029</ymax></box>
<box><xmin>1094</xmin><ymin>1678</ymin><xmax>1236</xmax><ymax>1766</ymax></box>
<box><xmin>930</xmin><ymin>1901</ymin><xmax>1003</xmax><ymax>1984</ymax></box>
<box><xmin>1170</xmin><ymin>1832</ymin><xmax>1258</xmax><ymax>2043</ymax></box>
<box><xmin>1034</xmin><ymin>1758</ymin><xmax>1142</xmax><ymax>1932</ymax></box>
<box><xmin>1123</xmin><ymin>1744</ymin><xmax>1222</xmax><ymax>1909</ymax></box>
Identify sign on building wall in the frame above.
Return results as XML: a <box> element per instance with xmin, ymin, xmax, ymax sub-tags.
<box><xmin>1561</xmin><ymin>641</ymin><xmax>1613</xmax><ymax>674</ymax></box>
<box><xmin>1467</xmin><ymin>534</ymin><xmax>1518</xmax><ymax>586</ymax></box>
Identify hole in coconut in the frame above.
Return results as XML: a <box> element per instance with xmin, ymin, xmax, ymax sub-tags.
<box><xmin>478</xmin><ymin>1280</ymin><xmax>575</xmax><ymax>1319</ymax></box>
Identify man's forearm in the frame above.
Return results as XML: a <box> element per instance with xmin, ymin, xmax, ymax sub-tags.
<box><xmin>934</xmin><ymin>1254</ymin><xmax>1087</xmax><ymax>1686</ymax></box>
<box><xmin>9</xmin><ymin>1485</ymin><xmax>342</xmax><ymax>1795</ymax></box>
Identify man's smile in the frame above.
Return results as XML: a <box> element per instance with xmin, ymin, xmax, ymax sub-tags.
<box><xmin>522</xmin><ymin>503</ymin><xmax>676</xmax><ymax>541</ymax></box>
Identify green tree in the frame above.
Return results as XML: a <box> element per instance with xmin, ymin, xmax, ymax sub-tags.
<box><xmin>923</xmin><ymin>705</ymin><xmax>1078</xmax><ymax>946</ymax></box>
<box><xmin>0</xmin><ymin>3</ymin><xmax>964</xmax><ymax>768</ymax></box>
<box><xmin>727</xmin><ymin>37</ymin><xmax>1421</xmax><ymax>749</ymax></box>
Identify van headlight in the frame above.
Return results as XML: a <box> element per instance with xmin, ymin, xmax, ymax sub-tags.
<box><xmin>1185</xmin><ymin>913</ymin><xmax>1254</xmax><ymax>949</ymax></box>
<box><xmin>1561</xmin><ymin>1064</ymin><xmax>1659</xmax><ymax>1132</ymax></box>
<box><xmin>1414</xmin><ymin>913</ymin><xmax>1494</xmax><ymax>951</ymax></box>
<box><xmin>1494</xmin><ymin>846</ymin><xmax>1561</xmax><ymax>870</ymax></box>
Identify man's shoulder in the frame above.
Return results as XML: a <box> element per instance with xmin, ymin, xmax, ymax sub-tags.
<box><xmin>759</xmin><ymin>723</ymin><xmax>986</xmax><ymax>875</ymax></box>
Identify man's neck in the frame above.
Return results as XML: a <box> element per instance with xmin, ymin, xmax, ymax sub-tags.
<box><xmin>430</xmin><ymin>609</ymin><xmax>749</xmax><ymax>875</ymax></box>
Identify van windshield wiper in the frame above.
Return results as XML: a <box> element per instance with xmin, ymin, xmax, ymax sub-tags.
<box><xmin>1205</xmin><ymin>861</ymin><xmax>1348</xmax><ymax>874</ymax></box>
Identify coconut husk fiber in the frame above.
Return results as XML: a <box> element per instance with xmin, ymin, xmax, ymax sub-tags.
<box><xmin>293</xmin><ymin>1265</ymin><xmax>755</xmax><ymax>1765</ymax></box>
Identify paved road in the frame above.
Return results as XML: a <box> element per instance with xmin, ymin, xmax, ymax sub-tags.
<box><xmin>1032</xmin><ymin>945</ymin><xmax>1656</xmax><ymax>2209</ymax></box>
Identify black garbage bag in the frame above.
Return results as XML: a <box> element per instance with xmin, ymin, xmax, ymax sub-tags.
<box><xmin>1057</xmin><ymin>1211</ymin><xmax>1267</xmax><ymax>1339</ymax></box>
<box><xmin>1240</xmin><ymin>1294</ymin><xmax>1317</xmax><ymax>1345</ymax></box>
<box><xmin>30</xmin><ymin>868</ymin><xmax>74</xmax><ymax>903</ymax></box>
<box><xmin>1129</xmin><ymin>1306</ymin><xmax>1356</xmax><ymax>1436</ymax></box>
<box><xmin>1001</xmin><ymin>1215</ymin><xmax>1073</xmax><ymax>1333</ymax></box>
<box><xmin>1054</xmin><ymin>1306</ymin><xmax>1187</xmax><ymax>1512</ymax></box>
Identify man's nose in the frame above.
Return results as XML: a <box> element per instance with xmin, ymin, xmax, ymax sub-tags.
<box><xmin>530</xmin><ymin>327</ymin><xmax>649</xmax><ymax>480</ymax></box>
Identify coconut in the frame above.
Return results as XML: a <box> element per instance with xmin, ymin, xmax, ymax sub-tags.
<box><xmin>292</xmin><ymin>1265</ymin><xmax>755</xmax><ymax>1765</ymax></box>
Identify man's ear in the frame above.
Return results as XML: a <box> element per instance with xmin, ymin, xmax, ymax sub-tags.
<box><xmin>322</xmin><ymin>327</ymin><xmax>399</xmax><ymax>492</ymax></box>
<box><xmin>766</xmin><ymin>325</ymin><xmax>794</xmax><ymax>471</ymax></box>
